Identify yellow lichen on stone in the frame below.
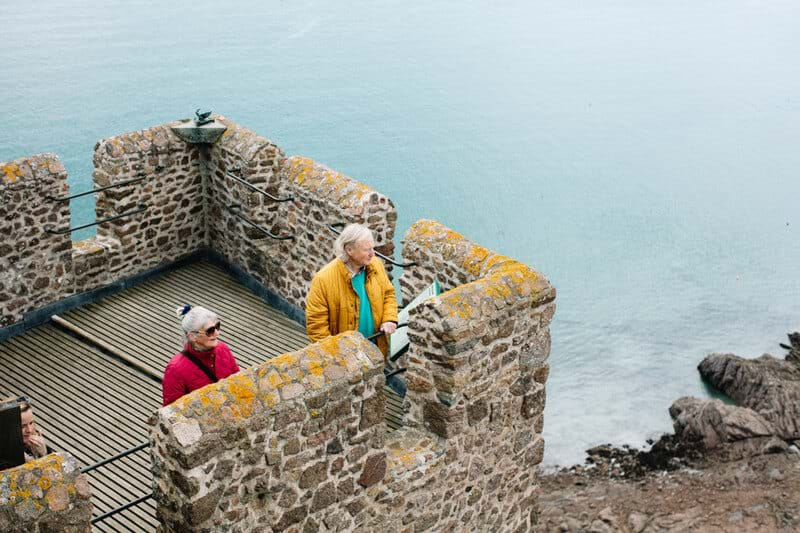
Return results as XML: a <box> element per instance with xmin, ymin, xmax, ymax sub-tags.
<box><xmin>259</xmin><ymin>390</ymin><xmax>280</xmax><ymax>408</ymax></box>
<box><xmin>2</xmin><ymin>162</ymin><xmax>22</xmax><ymax>183</ymax></box>
<box><xmin>286</xmin><ymin>156</ymin><xmax>376</xmax><ymax>208</ymax></box>
<box><xmin>225</xmin><ymin>374</ymin><xmax>257</xmax><ymax>419</ymax></box>
<box><xmin>308</xmin><ymin>360</ymin><xmax>325</xmax><ymax>376</ymax></box>
<box><xmin>406</xmin><ymin>219</ymin><xmax>551</xmax><ymax>312</ymax></box>
<box><xmin>270</xmin><ymin>352</ymin><xmax>299</xmax><ymax>368</ymax></box>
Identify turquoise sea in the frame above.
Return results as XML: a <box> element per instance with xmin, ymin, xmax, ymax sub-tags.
<box><xmin>2</xmin><ymin>0</ymin><xmax>799</xmax><ymax>466</ymax></box>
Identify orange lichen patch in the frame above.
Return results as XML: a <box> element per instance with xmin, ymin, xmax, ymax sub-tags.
<box><xmin>270</xmin><ymin>352</ymin><xmax>299</xmax><ymax>368</ymax></box>
<box><xmin>260</xmin><ymin>390</ymin><xmax>280</xmax><ymax>408</ymax></box>
<box><xmin>266</xmin><ymin>370</ymin><xmax>290</xmax><ymax>389</ymax></box>
<box><xmin>286</xmin><ymin>157</ymin><xmax>375</xmax><ymax>207</ymax></box>
<box><xmin>47</xmin><ymin>159</ymin><xmax>65</xmax><ymax>175</ymax></box>
<box><xmin>386</xmin><ymin>432</ymin><xmax>445</xmax><ymax>476</ymax></box>
<box><xmin>440</xmin><ymin>289</ymin><xmax>478</xmax><ymax>320</ymax></box>
<box><xmin>308</xmin><ymin>360</ymin><xmax>325</xmax><ymax>376</ymax></box>
<box><xmin>171</xmin><ymin>373</ymin><xmax>262</xmax><ymax>422</ymax></box>
<box><xmin>2</xmin><ymin>162</ymin><xmax>22</xmax><ymax>183</ymax></box>
<box><xmin>406</xmin><ymin>219</ymin><xmax>551</xmax><ymax>310</ymax></box>
<box><xmin>224</xmin><ymin>374</ymin><xmax>257</xmax><ymax>419</ymax></box>
<box><xmin>0</xmin><ymin>455</ymin><xmax>73</xmax><ymax>505</ymax></box>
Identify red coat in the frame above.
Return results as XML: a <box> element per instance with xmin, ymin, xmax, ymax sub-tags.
<box><xmin>162</xmin><ymin>341</ymin><xmax>240</xmax><ymax>406</ymax></box>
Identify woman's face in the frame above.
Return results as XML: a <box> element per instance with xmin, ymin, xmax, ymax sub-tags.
<box><xmin>191</xmin><ymin>319</ymin><xmax>221</xmax><ymax>351</ymax></box>
<box><xmin>20</xmin><ymin>408</ymin><xmax>36</xmax><ymax>445</ymax></box>
<box><xmin>347</xmin><ymin>237</ymin><xmax>375</xmax><ymax>269</ymax></box>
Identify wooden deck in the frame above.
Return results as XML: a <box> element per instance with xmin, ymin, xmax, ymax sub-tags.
<box><xmin>0</xmin><ymin>260</ymin><xmax>405</xmax><ymax>531</ymax></box>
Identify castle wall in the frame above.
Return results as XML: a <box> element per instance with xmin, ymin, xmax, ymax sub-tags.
<box><xmin>390</xmin><ymin>219</ymin><xmax>555</xmax><ymax>530</ymax></box>
<box><xmin>151</xmin><ymin>332</ymin><xmax>386</xmax><ymax>531</ymax></box>
<box><xmin>277</xmin><ymin>156</ymin><xmax>397</xmax><ymax>304</ymax></box>
<box><xmin>1</xmin><ymin>124</ymin><xmax>208</xmax><ymax>329</ymax></box>
<box><xmin>0</xmin><ymin>118</ymin><xmax>397</xmax><ymax>331</ymax></box>
<box><xmin>1</xmin><ymin>118</ymin><xmax>555</xmax><ymax>532</ymax></box>
<box><xmin>205</xmin><ymin>119</ymin><xmax>289</xmax><ymax>300</ymax></box>
<box><xmin>0</xmin><ymin>155</ymin><xmax>72</xmax><ymax>327</ymax></box>
<box><xmin>205</xmin><ymin>118</ymin><xmax>397</xmax><ymax>312</ymax></box>
<box><xmin>152</xmin><ymin>219</ymin><xmax>554</xmax><ymax>532</ymax></box>
<box><xmin>0</xmin><ymin>453</ymin><xmax>93</xmax><ymax>532</ymax></box>
<box><xmin>83</xmin><ymin>123</ymin><xmax>205</xmax><ymax>293</ymax></box>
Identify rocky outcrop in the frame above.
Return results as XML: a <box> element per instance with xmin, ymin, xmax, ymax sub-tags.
<box><xmin>660</xmin><ymin>332</ymin><xmax>800</xmax><ymax>458</ymax></box>
<box><xmin>669</xmin><ymin>396</ymin><xmax>787</xmax><ymax>456</ymax></box>
<box><xmin>697</xmin><ymin>338</ymin><xmax>800</xmax><ymax>442</ymax></box>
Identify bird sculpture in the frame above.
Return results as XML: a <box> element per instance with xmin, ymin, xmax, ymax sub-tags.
<box><xmin>195</xmin><ymin>109</ymin><xmax>214</xmax><ymax>126</ymax></box>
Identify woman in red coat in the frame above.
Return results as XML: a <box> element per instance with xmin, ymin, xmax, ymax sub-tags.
<box><xmin>162</xmin><ymin>305</ymin><xmax>240</xmax><ymax>406</ymax></box>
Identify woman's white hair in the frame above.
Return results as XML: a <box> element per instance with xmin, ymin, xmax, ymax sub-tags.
<box><xmin>175</xmin><ymin>305</ymin><xmax>219</xmax><ymax>343</ymax></box>
<box><xmin>334</xmin><ymin>224</ymin><xmax>374</xmax><ymax>263</ymax></box>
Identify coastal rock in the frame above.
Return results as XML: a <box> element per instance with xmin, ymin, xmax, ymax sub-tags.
<box><xmin>669</xmin><ymin>397</ymin><xmax>776</xmax><ymax>449</ymax></box>
<box><xmin>780</xmin><ymin>331</ymin><xmax>800</xmax><ymax>366</ymax></box>
<box><xmin>698</xmin><ymin>349</ymin><xmax>800</xmax><ymax>441</ymax></box>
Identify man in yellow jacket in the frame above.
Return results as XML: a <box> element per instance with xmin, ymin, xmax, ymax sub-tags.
<box><xmin>306</xmin><ymin>224</ymin><xmax>398</xmax><ymax>356</ymax></box>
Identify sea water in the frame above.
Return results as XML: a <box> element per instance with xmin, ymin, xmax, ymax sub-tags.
<box><xmin>2</xmin><ymin>0</ymin><xmax>799</xmax><ymax>466</ymax></box>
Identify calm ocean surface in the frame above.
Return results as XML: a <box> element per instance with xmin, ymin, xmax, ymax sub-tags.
<box><xmin>2</xmin><ymin>0</ymin><xmax>799</xmax><ymax>466</ymax></box>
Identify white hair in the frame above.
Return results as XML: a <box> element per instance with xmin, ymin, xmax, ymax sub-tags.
<box><xmin>175</xmin><ymin>305</ymin><xmax>219</xmax><ymax>342</ymax></box>
<box><xmin>334</xmin><ymin>224</ymin><xmax>374</xmax><ymax>263</ymax></box>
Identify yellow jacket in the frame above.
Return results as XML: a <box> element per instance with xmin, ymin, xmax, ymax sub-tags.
<box><xmin>306</xmin><ymin>257</ymin><xmax>398</xmax><ymax>355</ymax></box>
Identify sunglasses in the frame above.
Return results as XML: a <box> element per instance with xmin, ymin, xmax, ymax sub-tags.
<box><xmin>196</xmin><ymin>322</ymin><xmax>221</xmax><ymax>336</ymax></box>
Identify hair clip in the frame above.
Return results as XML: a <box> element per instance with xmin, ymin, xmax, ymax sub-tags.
<box><xmin>176</xmin><ymin>304</ymin><xmax>192</xmax><ymax>318</ymax></box>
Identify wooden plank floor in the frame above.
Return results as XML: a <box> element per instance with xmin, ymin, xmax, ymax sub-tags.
<box><xmin>0</xmin><ymin>260</ymin><xmax>405</xmax><ymax>531</ymax></box>
<box><xmin>0</xmin><ymin>324</ymin><xmax>160</xmax><ymax>532</ymax></box>
<box><xmin>62</xmin><ymin>261</ymin><xmax>311</xmax><ymax>377</ymax></box>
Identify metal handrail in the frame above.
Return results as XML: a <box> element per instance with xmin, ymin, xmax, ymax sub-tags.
<box><xmin>366</xmin><ymin>323</ymin><xmax>408</xmax><ymax>343</ymax></box>
<box><xmin>367</xmin><ymin>323</ymin><xmax>410</xmax><ymax>364</ymax></box>
<box><xmin>226</xmin><ymin>167</ymin><xmax>294</xmax><ymax>203</ymax></box>
<box><xmin>46</xmin><ymin>176</ymin><xmax>147</xmax><ymax>203</ymax></box>
<box><xmin>227</xmin><ymin>204</ymin><xmax>294</xmax><ymax>241</ymax></box>
<box><xmin>44</xmin><ymin>204</ymin><xmax>147</xmax><ymax>235</ymax></box>
<box><xmin>91</xmin><ymin>493</ymin><xmax>153</xmax><ymax>524</ymax></box>
<box><xmin>80</xmin><ymin>441</ymin><xmax>149</xmax><ymax>474</ymax></box>
<box><xmin>328</xmin><ymin>223</ymin><xmax>418</xmax><ymax>268</ymax></box>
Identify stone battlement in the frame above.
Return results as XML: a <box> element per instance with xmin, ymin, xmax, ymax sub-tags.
<box><xmin>0</xmin><ymin>116</ymin><xmax>554</xmax><ymax>531</ymax></box>
<box><xmin>0</xmin><ymin>452</ymin><xmax>92</xmax><ymax>532</ymax></box>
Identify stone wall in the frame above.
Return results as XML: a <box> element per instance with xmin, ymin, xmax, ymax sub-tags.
<box><xmin>0</xmin><ymin>123</ymin><xmax>205</xmax><ymax>327</ymax></box>
<box><xmin>206</xmin><ymin>118</ymin><xmax>289</xmax><ymax>299</ymax></box>
<box><xmin>152</xmin><ymin>220</ymin><xmax>555</xmax><ymax>532</ymax></box>
<box><xmin>276</xmin><ymin>156</ymin><xmax>398</xmax><ymax>306</ymax></box>
<box><xmin>0</xmin><ymin>453</ymin><xmax>93</xmax><ymax>532</ymax></box>
<box><xmin>0</xmin><ymin>117</ymin><xmax>398</xmax><ymax>332</ymax></box>
<box><xmin>390</xmin><ymin>219</ymin><xmax>555</xmax><ymax>530</ymax></box>
<box><xmin>2</xmin><ymin>117</ymin><xmax>555</xmax><ymax>531</ymax></box>
<box><xmin>205</xmin><ymin>118</ymin><xmax>397</xmax><ymax>311</ymax></box>
<box><xmin>81</xmin><ymin>123</ymin><xmax>205</xmax><ymax>293</ymax></box>
<box><xmin>151</xmin><ymin>332</ymin><xmax>386</xmax><ymax>531</ymax></box>
<box><xmin>0</xmin><ymin>154</ymin><xmax>72</xmax><ymax>327</ymax></box>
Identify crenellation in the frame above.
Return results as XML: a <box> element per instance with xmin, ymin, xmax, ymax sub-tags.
<box><xmin>0</xmin><ymin>154</ymin><xmax>73</xmax><ymax>326</ymax></box>
<box><xmin>0</xmin><ymin>453</ymin><xmax>92</xmax><ymax>532</ymax></box>
<box><xmin>1</xmin><ymin>116</ymin><xmax>554</xmax><ymax>532</ymax></box>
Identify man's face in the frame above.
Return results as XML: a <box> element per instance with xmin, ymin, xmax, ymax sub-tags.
<box><xmin>191</xmin><ymin>319</ymin><xmax>221</xmax><ymax>351</ymax></box>
<box><xmin>347</xmin><ymin>237</ymin><xmax>375</xmax><ymax>269</ymax></box>
<box><xmin>20</xmin><ymin>408</ymin><xmax>35</xmax><ymax>445</ymax></box>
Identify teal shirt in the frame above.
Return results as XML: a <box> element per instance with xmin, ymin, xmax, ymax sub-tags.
<box><xmin>351</xmin><ymin>270</ymin><xmax>375</xmax><ymax>338</ymax></box>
